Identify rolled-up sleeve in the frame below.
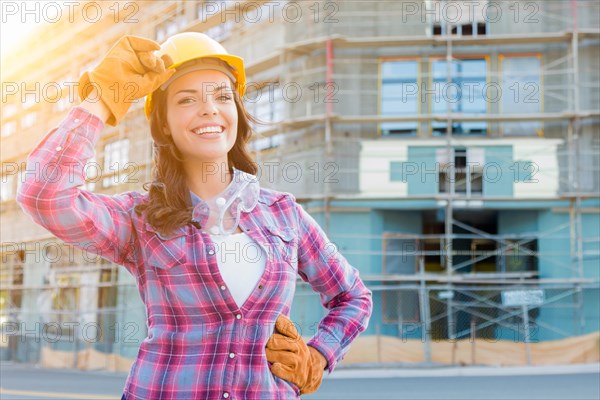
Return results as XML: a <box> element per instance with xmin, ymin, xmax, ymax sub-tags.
<box><xmin>293</xmin><ymin>201</ymin><xmax>373</xmax><ymax>373</ymax></box>
<box><xmin>15</xmin><ymin>107</ymin><xmax>139</xmax><ymax>271</ymax></box>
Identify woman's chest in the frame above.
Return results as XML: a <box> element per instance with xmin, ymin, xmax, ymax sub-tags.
<box><xmin>137</xmin><ymin>211</ymin><xmax>299</xmax><ymax>321</ymax></box>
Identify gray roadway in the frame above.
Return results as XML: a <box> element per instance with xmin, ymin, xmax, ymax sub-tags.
<box><xmin>1</xmin><ymin>362</ymin><xmax>599</xmax><ymax>400</ymax></box>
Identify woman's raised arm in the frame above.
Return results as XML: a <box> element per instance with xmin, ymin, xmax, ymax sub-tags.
<box><xmin>16</xmin><ymin>105</ymin><xmax>141</xmax><ymax>270</ymax></box>
<box><xmin>16</xmin><ymin>35</ymin><xmax>175</xmax><ymax>272</ymax></box>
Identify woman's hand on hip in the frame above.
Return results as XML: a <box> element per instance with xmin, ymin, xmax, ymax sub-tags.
<box><xmin>265</xmin><ymin>314</ymin><xmax>328</xmax><ymax>395</ymax></box>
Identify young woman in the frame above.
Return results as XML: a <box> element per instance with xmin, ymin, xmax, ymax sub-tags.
<box><xmin>17</xmin><ymin>32</ymin><xmax>372</xmax><ymax>399</ymax></box>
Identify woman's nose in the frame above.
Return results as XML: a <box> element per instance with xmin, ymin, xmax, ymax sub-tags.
<box><xmin>197</xmin><ymin>99</ymin><xmax>218</xmax><ymax>116</ymax></box>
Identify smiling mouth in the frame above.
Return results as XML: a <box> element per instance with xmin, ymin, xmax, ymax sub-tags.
<box><xmin>192</xmin><ymin>126</ymin><xmax>224</xmax><ymax>135</ymax></box>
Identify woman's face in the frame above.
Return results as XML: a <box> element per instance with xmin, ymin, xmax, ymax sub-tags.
<box><xmin>164</xmin><ymin>69</ymin><xmax>238</xmax><ymax>167</ymax></box>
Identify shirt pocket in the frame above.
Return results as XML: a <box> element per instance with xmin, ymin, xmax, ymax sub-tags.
<box><xmin>265</xmin><ymin>225</ymin><xmax>298</xmax><ymax>270</ymax></box>
<box><xmin>142</xmin><ymin>223</ymin><xmax>188</xmax><ymax>270</ymax></box>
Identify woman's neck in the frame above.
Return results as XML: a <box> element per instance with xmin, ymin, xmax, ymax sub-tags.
<box><xmin>185</xmin><ymin>161</ymin><xmax>233</xmax><ymax>201</ymax></box>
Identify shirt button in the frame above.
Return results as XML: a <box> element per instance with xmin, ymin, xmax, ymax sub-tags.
<box><xmin>235</xmin><ymin>314</ymin><xmax>242</xmax><ymax>320</ymax></box>
<box><xmin>55</xmin><ymin>146</ymin><xmax>62</xmax><ymax>151</ymax></box>
<box><xmin>208</xmin><ymin>249</ymin><xmax>215</xmax><ymax>255</ymax></box>
<box><xmin>216</xmin><ymin>197</ymin><xmax>226</xmax><ymax>207</ymax></box>
<box><xmin>223</xmin><ymin>392</ymin><xmax>229</xmax><ymax>398</ymax></box>
<box><xmin>229</xmin><ymin>352</ymin><xmax>235</xmax><ymax>359</ymax></box>
<box><xmin>220</xmin><ymin>285</ymin><xmax>226</xmax><ymax>291</ymax></box>
<box><xmin>74</xmin><ymin>118</ymin><xmax>79</xmax><ymax>123</ymax></box>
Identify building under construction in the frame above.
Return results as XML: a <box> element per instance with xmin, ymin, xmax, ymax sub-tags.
<box><xmin>1</xmin><ymin>1</ymin><xmax>599</xmax><ymax>369</ymax></box>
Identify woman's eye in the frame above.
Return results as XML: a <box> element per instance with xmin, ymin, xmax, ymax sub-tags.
<box><xmin>218</xmin><ymin>95</ymin><xmax>232</xmax><ymax>101</ymax></box>
<box><xmin>177</xmin><ymin>97</ymin><xmax>194</xmax><ymax>104</ymax></box>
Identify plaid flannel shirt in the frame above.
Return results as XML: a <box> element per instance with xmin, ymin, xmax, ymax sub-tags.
<box><xmin>16</xmin><ymin>107</ymin><xmax>373</xmax><ymax>399</ymax></box>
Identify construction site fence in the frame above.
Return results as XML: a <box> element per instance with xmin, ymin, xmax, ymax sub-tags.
<box><xmin>0</xmin><ymin>283</ymin><xmax>598</xmax><ymax>371</ymax></box>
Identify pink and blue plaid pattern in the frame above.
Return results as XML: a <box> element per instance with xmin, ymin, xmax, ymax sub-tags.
<box><xmin>16</xmin><ymin>107</ymin><xmax>373</xmax><ymax>399</ymax></box>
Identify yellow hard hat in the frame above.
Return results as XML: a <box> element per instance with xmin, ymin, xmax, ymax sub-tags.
<box><xmin>144</xmin><ymin>32</ymin><xmax>246</xmax><ymax>118</ymax></box>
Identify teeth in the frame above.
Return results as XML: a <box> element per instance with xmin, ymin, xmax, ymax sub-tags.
<box><xmin>193</xmin><ymin>126</ymin><xmax>222</xmax><ymax>135</ymax></box>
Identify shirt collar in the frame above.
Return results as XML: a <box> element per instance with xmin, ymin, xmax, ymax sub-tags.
<box><xmin>190</xmin><ymin>167</ymin><xmax>260</xmax><ymax>227</ymax></box>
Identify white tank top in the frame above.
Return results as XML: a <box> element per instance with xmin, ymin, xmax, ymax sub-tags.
<box><xmin>209</xmin><ymin>232</ymin><xmax>267</xmax><ymax>308</ymax></box>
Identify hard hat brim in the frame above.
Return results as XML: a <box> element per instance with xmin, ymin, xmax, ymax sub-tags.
<box><xmin>144</xmin><ymin>53</ymin><xmax>245</xmax><ymax>118</ymax></box>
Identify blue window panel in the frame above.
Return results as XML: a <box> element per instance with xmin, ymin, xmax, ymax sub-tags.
<box><xmin>431</xmin><ymin>58</ymin><xmax>488</xmax><ymax>136</ymax></box>
<box><xmin>407</xmin><ymin>147</ymin><xmax>439</xmax><ymax>195</ymax></box>
<box><xmin>382</xmin><ymin>61</ymin><xmax>418</xmax><ymax>79</ymax></box>
<box><xmin>380</xmin><ymin>60</ymin><xmax>419</xmax><ymax>135</ymax></box>
<box><xmin>381</xmin><ymin>99</ymin><xmax>417</xmax><ymax>114</ymax></box>
<box><xmin>483</xmin><ymin>146</ymin><xmax>514</xmax><ymax>197</ymax></box>
<box><xmin>381</xmin><ymin>82</ymin><xmax>417</xmax><ymax>97</ymax></box>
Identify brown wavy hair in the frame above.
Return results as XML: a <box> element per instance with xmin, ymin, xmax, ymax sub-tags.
<box><xmin>134</xmin><ymin>84</ymin><xmax>258</xmax><ymax>236</ymax></box>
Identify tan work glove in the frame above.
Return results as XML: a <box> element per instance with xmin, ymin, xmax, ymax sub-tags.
<box><xmin>78</xmin><ymin>35</ymin><xmax>175</xmax><ymax>126</ymax></box>
<box><xmin>265</xmin><ymin>314</ymin><xmax>328</xmax><ymax>395</ymax></box>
